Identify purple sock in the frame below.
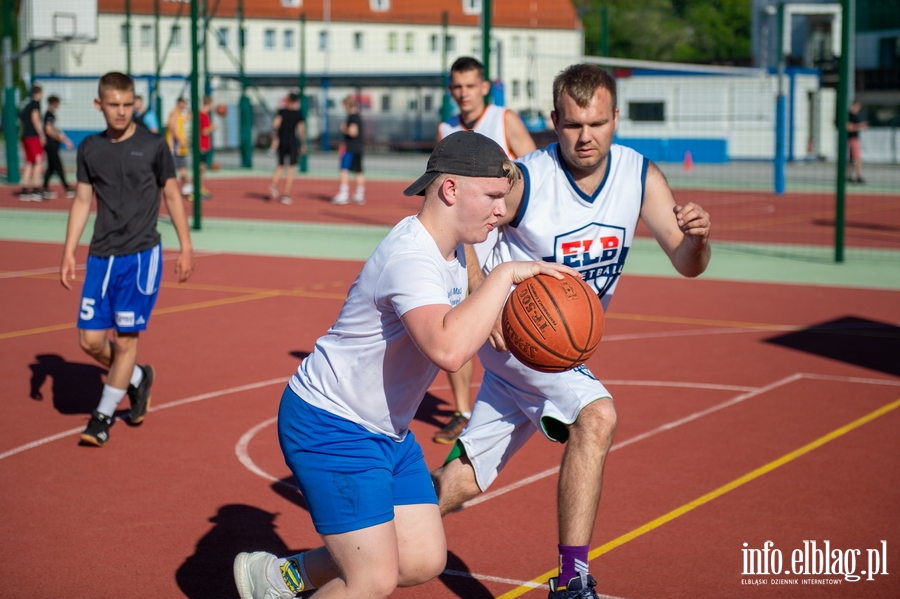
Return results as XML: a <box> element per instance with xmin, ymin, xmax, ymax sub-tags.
<box><xmin>558</xmin><ymin>544</ymin><xmax>589</xmax><ymax>587</ymax></box>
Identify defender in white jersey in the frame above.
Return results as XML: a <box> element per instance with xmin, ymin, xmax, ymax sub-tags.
<box><xmin>432</xmin><ymin>64</ymin><xmax>712</xmax><ymax>599</ymax></box>
<box><xmin>233</xmin><ymin>132</ymin><xmax>578</xmax><ymax>599</ymax></box>
<box><xmin>432</xmin><ymin>56</ymin><xmax>538</xmax><ymax>445</ymax></box>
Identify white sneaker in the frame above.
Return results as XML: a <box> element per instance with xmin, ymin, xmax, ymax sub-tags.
<box><xmin>42</xmin><ymin>190</ymin><xmax>58</xmax><ymax>200</ymax></box>
<box><xmin>181</xmin><ymin>183</ymin><xmax>194</xmax><ymax>196</ymax></box>
<box><xmin>279</xmin><ymin>195</ymin><xmax>292</xmax><ymax>205</ymax></box>
<box><xmin>331</xmin><ymin>192</ymin><xmax>349</xmax><ymax>205</ymax></box>
<box><xmin>353</xmin><ymin>191</ymin><xmax>365</xmax><ymax>205</ymax></box>
<box><xmin>234</xmin><ymin>552</ymin><xmax>296</xmax><ymax>599</ymax></box>
<box><xmin>65</xmin><ymin>188</ymin><xmax>76</xmax><ymax>199</ymax></box>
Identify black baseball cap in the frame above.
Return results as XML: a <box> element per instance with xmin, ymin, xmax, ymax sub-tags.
<box><xmin>403</xmin><ymin>131</ymin><xmax>510</xmax><ymax>196</ymax></box>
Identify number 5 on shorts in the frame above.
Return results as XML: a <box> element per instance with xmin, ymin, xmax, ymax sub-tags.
<box><xmin>80</xmin><ymin>297</ymin><xmax>96</xmax><ymax>321</ymax></box>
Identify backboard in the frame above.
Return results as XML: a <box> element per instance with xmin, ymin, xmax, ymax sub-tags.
<box><xmin>19</xmin><ymin>0</ymin><xmax>98</xmax><ymax>43</ymax></box>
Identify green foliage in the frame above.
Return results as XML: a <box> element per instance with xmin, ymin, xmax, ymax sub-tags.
<box><xmin>576</xmin><ymin>0</ymin><xmax>752</xmax><ymax>64</ymax></box>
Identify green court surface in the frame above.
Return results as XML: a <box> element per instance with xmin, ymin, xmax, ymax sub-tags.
<box><xmin>2</xmin><ymin>207</ymin><xmax>897</xmax><ymax>290</ymax></box>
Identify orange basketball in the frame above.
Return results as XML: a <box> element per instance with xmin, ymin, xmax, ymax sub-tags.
<box><xmin>215</xmin><ymin>104</ymin><xmax>228</xmax><ymax>117</ymax></box>
<box><xmin>502</xmin><ymin>273</ymin><xmax>604</xmax><ymax>373</ymax></box>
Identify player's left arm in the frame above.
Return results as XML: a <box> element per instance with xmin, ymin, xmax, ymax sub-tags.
<box><xmin>640</xmin><ymin>162</ymin><xmax>711</xmax><ymax>278</ymax></box>
<box><xmin>161</xmin><ymin>177</ymin><xmax>195</xmax><ymax>283</ymax></box>
<box><xmin>32</xmin><ymin>109</ymin><xmax>46</xmax><ymax>146</ymax></box>
<box><xmin>504</xmin><ymin>110</ymin><xmax>537</xmax><ymax>158</ymax></box>
<box><xmin>296</xmin><ymin>120</ymin><xmax>308</xmax><ymax>155</ymax></box>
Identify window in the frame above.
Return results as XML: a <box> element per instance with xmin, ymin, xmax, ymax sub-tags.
<box><xmin>381</xmin><ymin>94</ymin><xmax>391</xmax><ymax>112</ymax></box>
<box><xmin>424</xmin><ymin>95</ymin><xmax>433</xmax><ymax>111</ymax></box>
<box><xmin>462</xmin><ymin>0</ymin><xmax>481</xmax><ymax>15</ymax></box>
<box><xmin>387</xmin><ymin>32</ymin><xmax>398</xmax><ymax>52</ymax></box>
<box><xmin>430</xmin><ymin>34</ymin><xmax>439</xmax><ymax>53</ymax></box>
<box><xmin>512</xmin><ymin>80</ymin><xmax>520</xmax><ymax>99</ymax></box>
<box><xmin>281</xmin><ymin>0</ymin><xmax>300</xmax><ymax>6</ymax></box>
<box><xmin>526</xmin><ymin>80</ymin><xmax>535</xmax><ymax>99</ymax></box>
<box><xmin>370</xmin><ymin>0</ymin><xmax>390</xmax><ymax>10</ymax></box>
<box><xmin>217</xmin><ymin>27</ymin><xmax>229</xmax><ymax>48</ymax></box>
<box><xmin>120</xmin><ymin>23</ymin><xmax>129</xmax><ymax>46</ymax></box>
<box><xmin>526</xmin><ymin>36</ymin><xmax>536</xmax><ymax>55</ymax></box>
<box><xmin>511</xmin><ymin>36</ymin><xmax>521</xmax><ymax>57</ymax></box>
<box><xmin>264</xmin><ymin>28</ymin><xmax>276</xmax><ymax>49</ymax></box>
<box><xmin>140</xmin><ymin>24</ymin><xmax>152</xmax><ymax>48</ymax></box>
<box><xmin>445</xmin><ymin>35</ymin><xmax>455</xmax><ymax>53</ymax></box>
<box><xmin>284</xmin><ymin>29</ymin><xmax>295</xmax><ymax>49</ymax></box>
<box><xmin>319</xmin><ymin>30</ymin><xmax>328</xmax><ymax>51</ymax></box>
<box><xmin>628</xmin><ymin>102</ymin><xmax>665</xmax><ymax>122</ymax></box>
<box><xmin>171</xmin><ymin>25</ymin><xmax>182</xmax><ymax>47</ymax></box>
<box><xmin>405</xmin><ymin>32</ymin><xmax>414</xmax><ymax>53</ymax></box>
<box><xmin>409</xmin><ymin>98</ymin><xmax>418</xmax><ymax>111</ymax></box>
<box><xmin>240</xmin><ymin>27</ymin><xmax>247</xmax><ymax>48</ymax></box>
<box><xmin>353</xmin><ymin>32</ymin><xmax>364</xmax><ymax>51</ymax></box>
<box><xmin>471</xmin><ymin>35</ymin><xmax>480</xmax><ymax>54</ymax></box>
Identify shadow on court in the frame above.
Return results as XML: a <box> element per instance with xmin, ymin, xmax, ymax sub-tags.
<box><xmin>176</xmin><ymin>504</ymin><xmax>307</xmax><ymax>599</ymax></box>
<box><xmin>439</xmin><ymin>552</ymin><xmax>496</xmax><ymax>599</ymax></box>
<box><xmin>765</xmin><ymin>316</ymin><xmax>900</xmax><ymax>377</ymax></box>
<box><xmin>27</xmin><ymin>354</ymin><xmax>106</xmax><ymax>414</ymax></box>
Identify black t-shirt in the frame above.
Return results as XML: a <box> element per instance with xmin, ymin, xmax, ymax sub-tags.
<box><xmin>43</xmin><ymin>111</ymin><xmax>59</xmax><ymax>150</ymax></box>
<box><xmin>344</xmin><ymin>113</ymin><xmax>363</xmax><ymax>154</ymax></box>
<box><xmin>77</xmin><ymin>126</ymin><xmax>177</xmax><ymax>257</ymax></box>
<box><xmin>19</xmin><ymin>100</ymin><xmax>41</xmax><ymax>137</ymax></box>
<box><xmin>277</xmin><ymin>108</ymin><xmax>304</xmax><ymax>149</ymax></box>
<box><xmin>848</xmin><ymin>110</ymin><xmax>865</xmax><ymax>139</ymax></box>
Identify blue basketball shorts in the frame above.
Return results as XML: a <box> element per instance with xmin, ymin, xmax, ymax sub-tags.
<box><xmin>339</xmin><ymin>151</ymin><xmax>363</xmax><ymax>173</ymax></box>
<box><xmin>77</xmin><ymin>243</ymin><xmax>163</xmax><ymax>333</ymax></box>
<box><xmin>278</xmin><ymin>385</ymin><xmax>438</xmax><ymax>536</ymax></box>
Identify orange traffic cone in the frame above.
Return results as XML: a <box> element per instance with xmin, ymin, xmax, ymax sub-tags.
<box><xmin>683</xmin><ymin>151</ymin><xmax>693</xmax><ymax>172</ymax></box>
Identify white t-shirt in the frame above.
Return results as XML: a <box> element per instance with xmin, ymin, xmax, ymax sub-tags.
<box><xmin>290</xmin><ymin>215</ymin><xmax>468</xmax><ymax>441</ymax></box>
<box><xmin>485</xmin><ymin>143</ymin><xmax>648</xmax><ymax>311</ymax></box>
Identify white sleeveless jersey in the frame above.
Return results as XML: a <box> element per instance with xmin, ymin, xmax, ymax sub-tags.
<box><xmin>438</xmin><ymin>104</ymin><xmax>513</xmax><ymax>156</ymax></box>
<box><xmin>290</xmin><ymin>216</ymin><xmax>467</xmax><ymax>441</ymax></box>
<box><xmin>485</xmin><ymin>143</ymin><xmax>649</xmax><ymax>311</ymax></box>
<box><xmin>439</xmin><ymin>104</ymin><xmax>515</xmax><ymax>267</ymax></box>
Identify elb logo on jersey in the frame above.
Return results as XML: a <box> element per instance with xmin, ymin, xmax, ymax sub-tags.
<box><xmin>543</xmin><ymin>223</ymin><xmax>628</xmax><ymax>298</ymax></box>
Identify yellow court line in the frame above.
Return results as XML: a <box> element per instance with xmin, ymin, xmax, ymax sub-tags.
<box><xmin>496</xmin><ymin>396</ymin><xmax>900</xmax><ymax>599</ymax></box>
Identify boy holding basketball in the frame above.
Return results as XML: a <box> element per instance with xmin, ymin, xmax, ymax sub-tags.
<box><xmin>432</xmin><ymin>63</ymin><xmax>711</xmax><ymax>598</ymax></box>
<box><xmin>233</xmin><ymin>132</ymin><xmax>577</xmax><ymax>599</ymax></box>
<box><xmin>60</xmin><ymin>72</ymin><xmax>194</xmax><ymax>447</ymax></box>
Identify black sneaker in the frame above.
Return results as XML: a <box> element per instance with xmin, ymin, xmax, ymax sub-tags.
<box><xmin>548</xmin><ymin>575</ymin><xmax>600</xmax><ymax>599</ymax></box>
<box><xmin>80</xmin><ymin>411</ymin><xmax>113</xmax><ymax>446</ymax></box>
<box><xmin>128</xmin><ymin>364</ymin><xmax>154</xmax><ymax>424</ymax></box>
<box><xmin>433</xmin><ymin>411</ymin><xmax>469</xmax><ymax>444</ymax></box>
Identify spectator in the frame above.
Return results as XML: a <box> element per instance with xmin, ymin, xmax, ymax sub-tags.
<box><xmin>847</xmin><ymin>99</ymin><xmax>868</xmax><ymax>184</ymax></box>
<box><xmin>331</xmin><ymin>95</ymin><xmax>365</xmax><ymax>205</ymax></box>
<box><xmin>41</xmin><ymin>95</ymin><xmax>75</xmax><ymax>200</ymax></box>
<box><xmin>18</xmin><ymin>85</ymin><xmax>46</xmax><ymax>201</ymax></box>
<box><xmin>166</xmin><ymin>97</ymin><xmax>192</xmax><ymax>195</ymax></box>
<box><xmin>134</xmin><ymin>95</ymin><xmax>160</xmax><ymax>134</ymax></box>
<box><xmin>268</xmin><ymin>92</ymin><xmax>306</xmax><ymax>205</ymax></box>
<box><xmin>198</xmin><ymin>96</ymin><xmax>216</xmax><ymax>200</ymax></box>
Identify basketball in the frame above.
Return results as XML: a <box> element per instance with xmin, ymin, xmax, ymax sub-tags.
<box><xmin>502</xmin><ymin>273</ymin><xmax>604</xmax><ymax>373</ymax></box>
<box><xmin>215</xmin><ymin>103</ymin><xmax>228</xmax><ymax>117</ymax></box>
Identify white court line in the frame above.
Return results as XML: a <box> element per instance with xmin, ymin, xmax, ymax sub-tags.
<box><xmin>0</xmin><ymin>376</ymin><xmax>286</xmax><ymax>461</ymax></box>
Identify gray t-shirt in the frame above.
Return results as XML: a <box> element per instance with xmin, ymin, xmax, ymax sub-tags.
<box><xmin>77</xmin><ymin>126</ymin><xmax>176</xmax><ymax>257</ymax></box>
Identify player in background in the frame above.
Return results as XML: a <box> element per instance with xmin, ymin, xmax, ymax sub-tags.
<box><xmin>133</xmin><ymin>95</ymin><xmax>160</xmax><ymax>134</ymax></box>
<box><xmin>846</xmin><ymin>99</ymin><xmax>868</xmax><ymax>184</ymax></box>
<box><xmin>166</xmin><ymin>97</ymin><xmax>192</xmax><ymax>196</ymax></box>
<box><xmin>432</xmin><ymin>56</ymin><xmax>537</xmax><ymax>445</ymax></box>
<box><xmin>331</xmin><ymin>95</ymin><xmax>365</xmax><ymax>205</ymax></box>
<box><xmin>233</xmin><ymin>132</ymin><xmax>578</xmax><ymax>599</ymax></box>
<box><xmin>269</xmin><ymin>92</ymin><xmax>307</xmax><ymax>205</ymax></box>
<box><xmin>41</xmin><ymin>95</ymin><xmax>75</xmax><ymax>200</ymax></box>
<box><xmin>60</xmin><ymin>72</ymin><xmax>194</xmax><ymax>447</ymax></box>
<box><xmin>18</xmin><ymin>85</ymin><xmax>46</xmax><ymax>201</ymax></box>
<box><xmin>198</xmin><ymin>96</ymin><xmax>216</xmax><ymax>200</ymax></box>
<box><xmin>432</xmin><ymin>63</ymin><xmax>711</xmax><ymax>599</ymax></box>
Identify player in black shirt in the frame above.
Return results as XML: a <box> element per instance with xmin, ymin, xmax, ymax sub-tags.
<box><xmin>18</xmin><ymin>85</ymin><xmax>46</xmax><ymax>200</ymax></box>
<box><xmin>331</xmin><ymin>95</ymin><xmax>365</xmax><ymax>205</ymax></box>
<box><xmin>59</xmin><ymin>72</ymin><xmax>195</xmax><ymax>447</ymax></box>
<box><xmin>847</xmin><ymin>100</ymin><xmax>868</xmax><ymax>183</ymax></box>
<box><xmin>41</xmin><ymin>95</ymin><xmax>75</xmax><ymax>199</ymax></box>
<box><xmin>268</xmin><ymin>92</ymin><xmax>307</xmax><ymax>205</ymax></box>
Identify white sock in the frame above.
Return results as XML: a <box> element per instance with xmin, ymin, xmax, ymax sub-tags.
<box><xmin>461</xmin><ymin>411</ymin><xmax>472</xmax><ymax>419</ymax></box>
<box><xmin>354</xmin><ymin>186</ymin><xmax>365</xmax><ymax>197</ymax></box>
<box><xmin>130</xmin><ymin>365</ymin><xmax>143</xmax><ymax>388</ymax></box>
<box><xmin>96</xmin><ymin>385</ymin><xmax>128</xmax><ymax>418</ymax></box>
<box><xmin>269</xmin><ymin>554</ymin><xmax>313</xmax><ymax>594</ymax></box>
<box><xmin>335</xmin><ymin>184</ymin><xmax>348</xmax><ymax>197</ymax></box>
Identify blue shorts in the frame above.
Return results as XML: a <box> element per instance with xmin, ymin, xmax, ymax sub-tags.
<box><xmin>77</xmin><ymin>244</ymin><xmax>163</xmax><ymax>333</ymax></box>
<box><xmin>339</xmin><ymin>151</ymin><xmax>363</xmax><ymax>173</ymax></box>
<box><xmin>278</xmin><ymin>385</ymin><xmax>437</xmax><ymax>535</ymax></box>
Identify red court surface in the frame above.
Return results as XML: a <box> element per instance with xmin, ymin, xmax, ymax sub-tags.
<box><xmin>1</xmin><ymin>237</ymin><xmax>898</xmax><ymax>598</ymax></box>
